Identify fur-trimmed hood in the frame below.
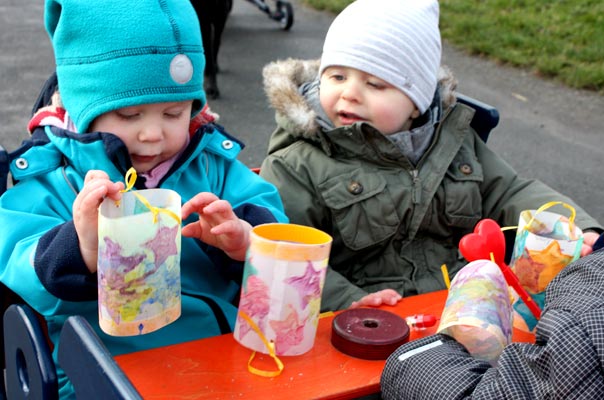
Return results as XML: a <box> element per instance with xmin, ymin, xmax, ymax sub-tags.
<box><xmin>262</xmin><ymin>58</ymin><xmax>458</xmax><ymax>141</ymax></box>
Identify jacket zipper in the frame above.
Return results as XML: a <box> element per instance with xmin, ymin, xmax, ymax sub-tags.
<box><xmin>411</xmin><ymin>169</ymin><xmax>421</xmax><ymax>204</ymax></box>
<box><xmin>409</xmin><ymin>105</ymin><xmax>454</xmax><ymax>205</ymax></box>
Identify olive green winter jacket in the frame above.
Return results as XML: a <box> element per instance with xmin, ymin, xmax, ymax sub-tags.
<box><xmin>259</xmin><ymin>59</ymin><xmax>603</xmax><ymax>311</ymax></box>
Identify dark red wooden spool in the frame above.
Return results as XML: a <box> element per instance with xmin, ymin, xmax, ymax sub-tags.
<box><xmin>330</xmin><ymin>308</ymin><xmax>410</xmax><ymax>360</ymax></box>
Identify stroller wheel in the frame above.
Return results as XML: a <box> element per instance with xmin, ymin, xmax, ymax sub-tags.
<box><xmin>275</xmin><ymin>1</ymin><xmax>294</xmax><ymax>30</ymax></box>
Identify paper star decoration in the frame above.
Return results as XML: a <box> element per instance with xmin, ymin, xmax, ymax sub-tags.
<box><xmin>284</xmin><ymin>261</ymin><xmax>323</xmax><ymax>309</ymax></box>
<box><xmin>269</xmin><ymin>306</ymin><xmax>306</xmax><ymax>354</ymax></box>
<box><xmin>237</xmin><ymin>275</ymin><xmax>270</xmax><ymax>340</ymax></box>
<box><xmin>143</xmin><ymin>225</ymin><xmax>179</xmax><ymax>269</ymax></box>
<box><xmin>528</xmin><ymin>240</ymin><xmax>574</xmax><ymax>292</ymax></box>
<box><xmin>98</xmin><ymin>237</ymin><xmax>145</xmax><ymax>274</ymax></box>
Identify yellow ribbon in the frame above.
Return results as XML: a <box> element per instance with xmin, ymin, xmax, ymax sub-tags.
<box><xmin>119</xmin><ymin>167</ymin><xmax>181</xmax><ymax>224</ymax></box>
<box><xmin>498</xmin><ymin>201</ymin><xmax>577</xmax><ymax>239</ymax></box>
<box><xmin>238</xmin><ymin>311</ymin><xmax>284</xmax><ymax>378</ymax></box>
<box><xmin>523</xmin><ymin>201</ymin><xmax>577</xmax><ymax>240</ymax></box>
<box><xmin>238</xmin><ymin>306</ymin><xmax>334</xmax><ymax>377</ymax></box>
<box><xmin>440</xmin><ymin>264</ymin><xmax>451</xmax><ymax>289</ymax></box>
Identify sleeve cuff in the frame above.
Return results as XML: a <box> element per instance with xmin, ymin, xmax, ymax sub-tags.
<box><xmin>35</xmin><ymin>221</ymin><xmax>98</xmax><ymax>301</ymax></box>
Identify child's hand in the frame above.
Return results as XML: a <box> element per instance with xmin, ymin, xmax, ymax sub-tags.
<box><xmin>181</xmin><ymin>192</ymin><xmax>252</xmax><ymax>261</ymax></box>
<box><xmin>581</xmin><ymin>231</ymin><xmax>601</xmax><ymax>256</ymax></box>
<box><xmin>73</xmin><ymin>170</ymin><xmax>124</xmax><ymax>273</ymax></box>
<box><xmin>350</xmin><ymin>289</ymin><xmax>402</xmax><ymax>309</ymax></box>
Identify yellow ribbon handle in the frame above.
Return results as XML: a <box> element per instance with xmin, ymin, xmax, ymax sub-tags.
<box><xmin>524</xmin><ymin>201</ymin><xmax>577</xmax><ymax>239</ymax></box>
<box><xmin>121</xmin><ymin>167</ymin><xmax>138</xmax><ymax>193</ymax></box>
<box><xmin>440</xmin><ymin>264</ymin><xmax>451</xmax><ymax>289</ymax></box>
<box><xmin>119</xmin><ymin>167</ymin><xmax>181</xmax><ymax>224</ymax></box>
<box><xmin>238</xmin><ymin>311</ymin><xmax>284</xmax><ymax>378</ymax></box>
<box><xmin>236</xmin><ymin>310</ymin><xmax>335</xmax><ymax>377</ymax></box>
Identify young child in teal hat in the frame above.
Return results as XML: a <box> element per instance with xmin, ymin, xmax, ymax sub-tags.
<box><xmin>0</xmin><ymin>0</ymin><xmax>287</xmax><ymax>397</ymax></box>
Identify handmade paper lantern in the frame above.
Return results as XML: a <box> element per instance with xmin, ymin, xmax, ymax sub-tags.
<box><xmin>438</xmin><ymin>260</ymin><xmax>513</xmax><ymax>365</ymax></box>
<box><xmin>509</xmin><ymin>203</ymin><xmax>583</xmax><ymax>331</ymax></box>
<box><xmin>97</xmin><ymin>188</ymin><xmax>182</xmax><ymax>336</ymax></box>
<box><xmin>234</xmin><ymin>223</ymin><xmax>332</xmax><ymax>356</ymax></box>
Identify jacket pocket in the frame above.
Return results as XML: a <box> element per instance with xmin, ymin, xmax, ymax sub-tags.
<box><xmin>319</xmin><ymin>168</ymin><xmax>399</xmax><ymax>250</ymax></box>
<box><xmin>442</xmin><ymin>150</ymin><xmax>484</xmax><ymax>229</ymax></box>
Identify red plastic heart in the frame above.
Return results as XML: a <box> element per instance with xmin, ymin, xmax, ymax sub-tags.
<box><xmin>459</xmin><ymin>219</ymin><xmax>506</xmax><ymax>266</ymax></box>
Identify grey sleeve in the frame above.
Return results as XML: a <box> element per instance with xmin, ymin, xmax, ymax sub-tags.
<box><xmin>382</xmin><ymin>242</ymin><xmax>604</xmax><ymax>400</ymax></box>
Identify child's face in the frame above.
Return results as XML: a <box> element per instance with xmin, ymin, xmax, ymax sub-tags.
<box><xmin>90</xmin><ymin>101</ymin><xmax>193</xmax><ymax>173</ymax></box>
<box><xmin>320</xmin><ymin>66</ymin><xmax>419</xmax><ymax>135</ymax></box>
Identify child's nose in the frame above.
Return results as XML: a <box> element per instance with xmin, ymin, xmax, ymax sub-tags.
<box><xmin>138</xmin><ymin>124</ymin><xmax>162</xmax><ymax>142</ymax></box>
<box><xmin>341</xmin><ymin>82</ymin><xmax>361</xmax><ymax>102</ymax></box>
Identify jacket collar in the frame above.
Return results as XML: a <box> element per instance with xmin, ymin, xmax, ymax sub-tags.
<box><xmin>263</xmin><ymin>58</ymin><xmax>458</xmax><ymax>160</ymax></box>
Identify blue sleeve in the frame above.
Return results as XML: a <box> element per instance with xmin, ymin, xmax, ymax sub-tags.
<box><xmin>233</xmin><ymin>202</ymin><xmax>280</xmax><ymax>227</ymax></box>
<box><xmin>593</xmin><ymin>233</ymin><xmax>604</xmax><ymax>252</ymax></box>
<box><xmin>35</xmin><ymin>220</ymin><xmax>97</xmax><ymax>301</ymax></box>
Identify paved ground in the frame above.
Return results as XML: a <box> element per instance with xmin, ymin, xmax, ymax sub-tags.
<box><xmin>2</xmin><ymin>0</ymin><xmax>603</xmax><ymax>225</ymax></box>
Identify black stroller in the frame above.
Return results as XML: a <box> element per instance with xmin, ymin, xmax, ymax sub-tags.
<box><xmin>229</xmin><ymin>0</ymin><xmax>294</xmax><ymax>30</ymax></box>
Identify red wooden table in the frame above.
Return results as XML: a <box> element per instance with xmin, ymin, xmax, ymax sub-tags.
<box><xmin>115</xmin><ymin>290</ymin><xmax>534</xmax><ymax>399</ymax></box>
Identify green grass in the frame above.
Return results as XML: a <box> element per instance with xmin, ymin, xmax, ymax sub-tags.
<box><xmin>304</xmin><ymin>0</ymin><xmax>604</xmax><ymax>93</ymax></box>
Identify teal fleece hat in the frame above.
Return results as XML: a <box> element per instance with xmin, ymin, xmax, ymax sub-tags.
<box><xmin>45</xmin><ymin>0</ymin><xmax>206</xmax><ymax>133</ymax></box>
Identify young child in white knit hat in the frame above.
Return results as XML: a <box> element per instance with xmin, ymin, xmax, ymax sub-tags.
<box><xmin>259</xmin><ymin>0</ymin><xmax>602</xmax><ymax>311</ymax></box>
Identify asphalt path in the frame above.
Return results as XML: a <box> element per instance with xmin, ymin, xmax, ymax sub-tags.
<box><xmin>2</xmin><ymin>0</ymin><xmax>603</xmax><ymax>225</ymax></box>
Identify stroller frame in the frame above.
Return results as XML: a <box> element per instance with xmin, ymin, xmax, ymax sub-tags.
<box><xmin>243</xmin><ymin>0</ymin><xmax>294</xmax><ymax>30</ymax></box>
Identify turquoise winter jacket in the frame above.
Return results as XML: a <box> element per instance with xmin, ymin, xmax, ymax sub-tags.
<box><xmin>0</xmin><ymin>87</ymin><xmax>287</xmax><ymax>398</ymax></box>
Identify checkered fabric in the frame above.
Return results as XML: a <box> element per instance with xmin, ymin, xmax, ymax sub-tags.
<box><xmin>381</xmin><ymin>249</ymin><xmax>604</xmax><ymax>399</ymax></box>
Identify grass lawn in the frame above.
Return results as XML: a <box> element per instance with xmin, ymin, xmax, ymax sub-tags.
<box><xmin>303</xmin><ymin>0</ymin><xmax>604</xmax><ymax>93</ymax></box>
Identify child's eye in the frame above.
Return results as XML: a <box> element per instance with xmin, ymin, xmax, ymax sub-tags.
<box><xmin>367</xmin><ymin>81</ymin><xmax>384</xmax><ymax>89</ymax></box>
<box><xmin>116</xmin><ymin>111</ymin><xmax>139</xmax><ymax>120</ymax></box>
<box><xmin>165</xmin><ymin>111</ymin><xmax>184</xmax><ymax>119</ymax></box>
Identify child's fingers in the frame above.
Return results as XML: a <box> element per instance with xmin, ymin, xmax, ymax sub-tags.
<box><xmin>349</xmin><ymin>301</ymin><xmax>361</xmax><ymax>309</ymax></box>
<box><xmin>384</xmin><ymin>296</ymin><xmax>401</xmax><ymax>306</ymax></box>
<box><xmin>181</xmin><ymin>222</ymin><xmax>203</xmax><ymax>239</ymax></box>
<box><xmin>80</xmin><ymin>170</ymin><xmax>123</xmax><ymax>201</ymax></box>
<box><xmin>203</xmin><ymin>199</ymin><xmax>232</xmax><ymax>213</ymax></box>
<box><xmin>204</xmin><ymin>200</ymin><xmax>235</xmax><ymax>223</ymax></box>
<box><xmin>350</xmin><ymin>295</ymin><xmax>379</xmax><ymax>309</ymax></box>
<box><xmin>350</xmin><ymin>290</ymin><xmax>401</xmax><ymax>309</ymax></box>
<box><xmin>181</xmin><ymin>192</ymin><xmax>219</xmax><ymax>219</ymax></box>
<box><xmin>381</xmin><ymin>289</ymin><xmax>402</xmax><ymax>301</ymax></box>
<box><xmin>105</xmin><ymin>181</ymin><xmax>125</xmax><ymax>200</ymax></box>
<box><xmin>84</xmin><ymin>169</ymin><xmax>110</xmax><ymax>184</ymax></box>
<box><xmin>580</xmin><ymin>243</ymin><xmax>593</xmax><ymax>257</ymax></box>
<box><xmin>74</xmin><ymin>181</ymin><xmax>108</xmax><ymax>213</ymax></box>
<box><xmin>579</xmin><ymin>232</ymin><xmax>600</xmax><ymax>257</ymax></box>
<box><xmin>582</xmin><ymin>231</ymin><xmax>600</xmax><ymax>248</ymax></box>
<box><xmin>209</xmin><ymin>219</ymin><xmax>239</xmax><ymax>236</ymax></box>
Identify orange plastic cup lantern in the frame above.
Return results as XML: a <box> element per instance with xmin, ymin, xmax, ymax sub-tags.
<box><xmin>234</xmin><ymin>223</ymin><xmax>333</xmax><ymax>356</ymax></box>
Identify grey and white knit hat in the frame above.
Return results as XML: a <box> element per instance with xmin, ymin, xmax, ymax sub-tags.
<box><xmin>319</xmin><ymin>0</ymin><xmax>442</xmax><ymax>114</ymax></box>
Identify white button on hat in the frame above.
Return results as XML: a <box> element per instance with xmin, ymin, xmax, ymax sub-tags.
<box><xmin>170</xmin><ymin>54</ymin><xmax>194</xmax><ymax>84</ymax></box>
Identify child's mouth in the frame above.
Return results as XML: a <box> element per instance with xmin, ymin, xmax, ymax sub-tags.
<box><xmin>338</xmin><ymin>111</ymin><xmax>364</xmax><ymax>125</ymax></box>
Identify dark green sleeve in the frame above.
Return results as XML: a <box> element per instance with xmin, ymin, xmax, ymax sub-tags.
<box><xmin>476</xmin><ymin>138</ymin><xmax>603</xmax><ymax>232</ymax></box>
